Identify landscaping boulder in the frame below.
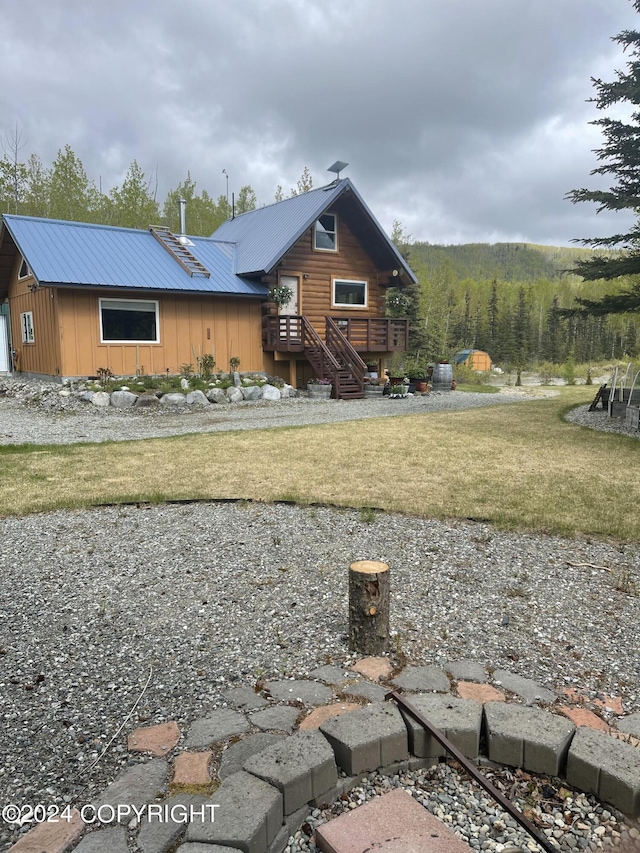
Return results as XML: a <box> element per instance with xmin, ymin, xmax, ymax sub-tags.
<box><xmin>111</xmin><ymin>390</ymin><xmax>138</xmax><ymax>408</ymax></box>
<box><xmin>180</xmin><ymin>378</ymin><xmax>190</xmax><ymax>390</ymax></box>
<box><xmin>241</xmin><ymin>385</ymin><xmax>262</xmax><ymax>402</ymax></box>
<box><xmin>161</xmin><ymin>393</ymin><xmax>187</xmax><ymax>406</ymax></box>
<box><xmin>91</xmin><ymin>391</ymin><xmax>111</xmax><ymax>407</ymax></box>
<box><xmin>206</xmin><ymin>388</ymin><xmax>229</xmax><ymax>404</ymax></box>
<box><xmin>186</xmin><ymin>390</ymin><xmax>209</xmax><ymax>406</ymax></box>
<box><xmin>227</xmin><ymin>386</ymin><xmax>243</xmax><ymax>403</ymax></box>
<box><xmin>262</xmin><ymin>384</ymin><xmax>281</xmax><ymax>401</ymax></box>
<box><xmin>135</xmin><ymin>394</ymin><xmax>161</xmax><ymax>408</ymax></box>
<box><xmin>233</xmin><ymin>370</ymin><xmax>242</xmax><ymax>387</ymax></box>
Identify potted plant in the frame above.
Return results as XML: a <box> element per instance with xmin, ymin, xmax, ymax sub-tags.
<box><xmin>307</xmin><ymin>377</ymin><xmax>333</xmax><ymax>398</ymax></box>
<box><xmin>389</xmin><ymin>382</ymin><xmax>409</xmax><ymax>398</ymax></box>
<box><xmin>405</xmin><ymin>357</ymin><xmax>429</xmax><ymax>393</ymax></box>
<box><xmin>364</xmin><ymin>377</ymin><xmax>384</xmax><ymax>397</ymax></box>
<box><xmin>267</xmin><ymin>283</ymin><xmax>294</xmax><ymax>313</ymax></box>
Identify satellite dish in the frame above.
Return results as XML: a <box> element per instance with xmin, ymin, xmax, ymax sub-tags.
<box><xmin>327</xmin><ymin>160</ymin><xmax>349</xmax><ymax>180</ymax></box>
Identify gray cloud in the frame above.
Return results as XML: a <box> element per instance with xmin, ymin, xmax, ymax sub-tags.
<box><xmin>1</xmin><ymin>0</ymin><xmax>637</xmax><ymax>244</ymax></box>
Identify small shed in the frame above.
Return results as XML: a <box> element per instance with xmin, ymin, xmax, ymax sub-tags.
<box><xmin>454</xmin><ymin>349</ymin><xmax>492</xmax><ymax>371</ymax></box>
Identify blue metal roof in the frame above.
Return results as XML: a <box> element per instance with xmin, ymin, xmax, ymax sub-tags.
<box><xmin>1</xmin><ymin>215</ymin><xmax>267</xmax><ymax>297</ymax></box>
<box><xmin>212</xmin><ymin>178</ymin><xmax>417</xmax><ymax>283</ymax></box>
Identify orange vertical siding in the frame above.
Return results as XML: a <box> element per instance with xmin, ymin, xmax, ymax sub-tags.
<box><xmin>56</xmin><ymin>289</ymin><xmax>266</xmax><ymax>378</ymax></box>
<box><xmin>7</xmin><ymin>258</ymin><xmax>61</xmax><ymax>376</ymax></box>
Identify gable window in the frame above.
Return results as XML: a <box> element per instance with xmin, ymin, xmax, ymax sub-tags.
<box><xmin>20</xmin><ymin>311</ymin><xmax>34</xmax><ymax>343</ymax></box>
<box><xmin>314</xmin><ymin>213</ymin><xmax>337</xmax><ymax>252</ymax></box>
<box><xmin>18</xmin><ymin>258</ymin><xmax>31</xmax><ymax>279</ymax></box>
<box><xmin>333</xmin><ymin>278</ymin><xmax>367</xmax><ymax>308</ymax></box>
<box><xmin>100</xmin><ymin>298</ymin><xmax>159</xmax><ymax>343</ymax></box>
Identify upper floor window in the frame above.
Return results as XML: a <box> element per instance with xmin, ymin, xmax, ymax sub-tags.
<box><xmin>99</xmin><ymin>298</ymin><xmax>159</xmax><ymax>343</ymax></box>
<box><xmin>332</xmin><ymin>278</ymin><xmax>367</xmax><ymax>308</ymax></box>
<box><xmin>18</xmin><ymin>258</ymin><xmax>31</xmax><ymax>279</ymax></box>
<box><xmin>314</xmin><ymin>213</ymin><xmax>337</xmax><ymax>252</ymax></box>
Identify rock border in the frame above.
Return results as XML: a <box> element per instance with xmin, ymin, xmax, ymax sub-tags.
<box><xmin>9</xmin><ymin>663</ymin><xmax>640</xmax><ymax>853</ymax></box>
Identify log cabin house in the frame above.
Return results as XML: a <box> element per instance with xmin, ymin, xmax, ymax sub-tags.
<box><xmin>0</xmin><ymin>178</ymin><xmax>416</xmax><ymax>398</ymax></box>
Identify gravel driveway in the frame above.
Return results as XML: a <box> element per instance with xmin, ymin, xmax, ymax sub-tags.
<box><xmin>0</xmin><ymin>385</ymin><xmax>638</xmax><ymax>852</ymax></box>
<box><xmin>0</xmin><ymin>386</ymin><xmax>553</xmax><ymax>445</ymax></box>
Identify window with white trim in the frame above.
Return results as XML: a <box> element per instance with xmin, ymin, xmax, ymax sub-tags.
<box><xmin>18</xmin><ymin>258</ymin><xmax>31</xmax><ymax>278</ymax></box>
<box><xmin>314</xmin><ymin>213</ymin><xmax>337</xmax><ymax>251</ymax></box>
<box><xmin>332</xmin><ymin>279</ymin><xmax>367</xmax><ymax>308</ymax></box>
<box><xmin>99</xmin><ymin>298</ymin><xmax>159</xmax><ymax>343</ymax></box>
<box><xmin>20</xmin><ymin>311</ymin><xmax>34</xmax><ymax>343</ymax></box>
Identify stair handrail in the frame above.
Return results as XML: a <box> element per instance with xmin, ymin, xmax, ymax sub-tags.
<box><xmin>325</xmin><ymin>317</ymin><xmax>367</xmax><ymax>383</ymax></box>
<box><xmin>301</xmin><ymin>316</ymin><xmax>341</xmax><ymax>379</ymax></box>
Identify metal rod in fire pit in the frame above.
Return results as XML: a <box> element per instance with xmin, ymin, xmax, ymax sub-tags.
<box><xmin>386</xmin><ymin>690</ymin><xmax>558</xmax><ymax>853</ymax></box>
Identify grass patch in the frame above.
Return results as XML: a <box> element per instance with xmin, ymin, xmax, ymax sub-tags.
<box><xmin>1</xmin><ymin>387</ymin><xmax>638</xmax><ymax>540</ymax></box>
<box><xmin>455</xmin><ymin>383</ymin><xmax>500</xmax><ymax>394</ymax></box>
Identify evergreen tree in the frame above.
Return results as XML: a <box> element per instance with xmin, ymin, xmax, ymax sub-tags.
<box><xmin>487</xmin><ymin>279</ymin><xmax>499</xmax><ymax>351</ymax></box>
<box><xmin>567</xmin><ymin>1</ymin><xmax>640</xmax><ymax>312</ymax></box>
<box><xmin>544</xmin><ymin>296</ymin><xmax>564</xmax><ymax>362</ymax></box>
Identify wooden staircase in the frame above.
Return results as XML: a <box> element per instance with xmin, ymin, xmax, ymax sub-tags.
<box><xmin>299</xmin><ymin>316</ymin><xmax>366</xmax><ymax>399</ymax></box>
<box><xmin>149</xmin><ymin>226</ymin><xmax>211</xmax><ymax>277</ymax></box>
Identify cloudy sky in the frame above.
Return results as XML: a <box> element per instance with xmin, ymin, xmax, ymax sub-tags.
<box><xmin>1</xmin><ymin>0</ymin><xmax>638</xmax><ymax>246</ymax></box>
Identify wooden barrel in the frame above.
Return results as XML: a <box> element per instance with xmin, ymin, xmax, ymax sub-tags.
<box><xmin>431</xmin><ymin>362</ymin><xmax>453</xmax><ymax>391</ymax></box>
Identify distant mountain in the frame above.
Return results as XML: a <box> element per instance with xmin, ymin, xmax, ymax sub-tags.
<box><xmin>407</xmin><ymin>242</ymin><xmax>600</xmax><ymax>282</ymax></box>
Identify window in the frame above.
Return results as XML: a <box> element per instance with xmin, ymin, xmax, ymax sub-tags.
<box><xmin>332</xmin><ymin>279</ymin><xmax>367</xmax><ymax>308</ymax></box>
<box><xmin>100</xmin><ymin>299</ymin><xmax>159</xmax><ymax>343</ymax></box>
<box><xmin>20</xmin><ymin>311</ymin><xmax>34</xmax><ymax>343</ymax></box>
<box><xmin>314</xmin><ymin>213</ymin><xmax>337</xmax><ymax>251</ymax></box>
<box><xmin>18</xmin><ymin>258</ymin><xmax>30</xmax><ymax>279</ymax></box>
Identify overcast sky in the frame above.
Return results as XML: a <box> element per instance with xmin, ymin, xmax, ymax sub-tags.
<box><xmin>1</xmin><ymin>0</ymin><xmax>638</xmax><ymax>246</ymax></box>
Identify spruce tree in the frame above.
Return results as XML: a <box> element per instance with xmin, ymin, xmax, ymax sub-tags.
<box><xmin>567</xmin><ymin>0</ymin><xmax>640</xmax><ymax>313</ymax></box>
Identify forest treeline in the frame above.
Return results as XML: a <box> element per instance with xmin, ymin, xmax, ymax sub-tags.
<box><xmin>1</xmin><ymin>143</ymin><xmax>637</xmax><ymax>368</ymax></box>
<box><xmin>391</xmin><ymin>233</ymin><xmax>639</xmax><ymax>368</ymax></box>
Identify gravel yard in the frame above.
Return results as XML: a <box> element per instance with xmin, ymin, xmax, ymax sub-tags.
<box><xmin>0</xmin><ymin>379</ymin><xmax>555</xmax><ymax>446</ymax></box>
<box><xmin>0</xmin><ymin>381</ymin><xmax>638</xmax><ymax>851</ymax></box>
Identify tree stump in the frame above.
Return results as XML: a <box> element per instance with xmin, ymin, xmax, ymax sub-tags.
<box><xmin>348</xmin><ymin>560</ymin><xmax>390</xmax><ymax>655</ymax></box>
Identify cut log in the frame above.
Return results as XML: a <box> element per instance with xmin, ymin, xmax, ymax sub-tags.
<box><xmin>348</xmin><ymin>560</ymin><xmax>390</xmax><ymax>655</ymax></box>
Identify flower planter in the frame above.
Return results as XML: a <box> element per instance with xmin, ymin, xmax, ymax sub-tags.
<box><xmin>389</xmin><ymin>385</ymin><xmax>409</xmax><ymax>398</ymax></box>
<box><xmin>307</xmin><ymin>383</ymin><xmax>332</xmax><ymax>399</ymax></box>
<box><xmin>413</xmin><ymin>379</ymin><xmax>429</xmax><ymax>393</ymax></box>
<box><xmin>364</xmin><ymin>385</ymin><xmax>384</xmax><ymax>397</ymax></box>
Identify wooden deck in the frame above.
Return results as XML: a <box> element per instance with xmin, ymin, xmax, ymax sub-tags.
<box><xmin>263</xmin><ymin>315</ymin><xmax>408</xmax><ymax>353</ymax></box>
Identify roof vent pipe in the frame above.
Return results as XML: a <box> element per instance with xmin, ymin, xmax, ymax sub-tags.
<box><xmin>177</xmin><ymin>198</ymin><xmax>194</xmax><ymax>246</ymax></box>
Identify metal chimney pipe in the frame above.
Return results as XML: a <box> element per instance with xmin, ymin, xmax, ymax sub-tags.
<box><xmin>178</xmin><ymin>198</ymin><xmax>186</xmax><ymax>236</ymax></box>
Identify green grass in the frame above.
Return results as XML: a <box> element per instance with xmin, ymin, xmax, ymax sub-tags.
<box><xmin>455</xmin><ymin>383</ymin><xmax>500</xmax><ymax>394</ymax></box>
<box><xmin>0</xmin><ymin>386</ymin><xmax>638</xmax><ymax>540</ymax></box>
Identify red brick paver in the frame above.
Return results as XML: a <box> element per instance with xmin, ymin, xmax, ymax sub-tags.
<box><xmin>456</xmin><ymin>682</ymin><xmax>506</xmax><ymax>703</ymax></box>
<box><xmin>593</xmin><ymin>694</ymin><xmax>624</xmax><ymax>715</ymax></box>
<box><xmin>316</xmin><ymin>788</ymin><xmax>473</xmax><ymax>853</ymax></box>
<box><xmin>350</xmin><ymin>657</ymin><xmax>393</xmax><ymax>682</ymax></box>
<box><xmin>559</xmin><ymin>706</ymin><xmax>609</xmax><ymax>732</ymax></box>
<box><xmin>172</xmin><ymin>750</ymin><xmax>213</xmax><ymax>785</ymax></box>
<box><xmin>299</xmin><ymin>703</ymin><xmax>361</xmax><ymax>730</ymax></box>
<box><xmin>127</xmin><ymin>720</ymin><xmax>180</xmax><ymax>756</ymax></box>
<box><xmin>8</xmin><ymin>808</ymin><xmax>84</xmax><ymax>852</ymax></box>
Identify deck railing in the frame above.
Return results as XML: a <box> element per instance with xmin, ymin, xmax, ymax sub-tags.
<box><xmin>263</xmin><ymin>315</ymin><xmax>408</xmax><ymax>352</ymax></box>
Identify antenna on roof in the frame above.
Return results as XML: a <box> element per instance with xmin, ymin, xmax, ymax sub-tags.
<box><xmin>327</xmin><ymin>160</ymin><xmax>348</xmax><ymax>181</ymax></box>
